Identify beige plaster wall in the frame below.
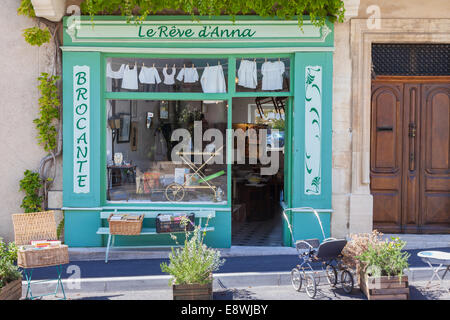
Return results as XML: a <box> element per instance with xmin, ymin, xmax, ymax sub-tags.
<box><xmin>331</xmin><ymin>0</ymin><xmax>450</xmax><ymax>237</ymax></box>
<box><xmin>0</xmin><ymin>0</ymin><xmax>63</xmax><ymax>242</ymax></box>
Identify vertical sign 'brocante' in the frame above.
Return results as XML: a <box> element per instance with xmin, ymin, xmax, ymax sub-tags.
<box><xmin>73</xmin><ymin>65</ymin><xmax>90</xmax><ymax>193</ymax></box>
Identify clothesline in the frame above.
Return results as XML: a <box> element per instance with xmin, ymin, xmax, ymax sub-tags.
<box><xmin>110</xmin><ymin>58</ymin><xmax>290</xmax><ymax>71</ymax></box>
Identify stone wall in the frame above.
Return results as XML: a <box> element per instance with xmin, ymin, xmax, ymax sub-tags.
<box><xmin>330</xmin><ymin>0</ymin><xmax>450</xmax><ymax>237</ymax></box>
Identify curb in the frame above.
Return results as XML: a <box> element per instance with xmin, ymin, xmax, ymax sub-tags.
<box><xmin>22</xmin><ymin>267</ymin><xmax>438</xmax><ymax>296</ymax></box>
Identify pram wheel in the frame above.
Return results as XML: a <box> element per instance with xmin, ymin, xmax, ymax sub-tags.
<box><xmin>340</xmin><ymin>270</ymin><xmax>354</xmax><ymax>294</ymax></box>
<box><xmin>326</xmin><ymin>264</ymin><xmax>337</xmax><ymax>287</ymax></box>
<box><xmin>305</xmin><ymin>274</ymin><xmax>317</xmax><ymax>298</ymax></box>
<box><xmin>290</xmin><ymin>268</ymin><xmax>302</xmax><ymax>291</ymax></box>
<box><xmin>165</xmin><ymin>183</ymin><xmax>185</xmax><ymax>202</ymax></box>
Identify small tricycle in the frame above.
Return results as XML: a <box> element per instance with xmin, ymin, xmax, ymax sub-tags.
<box><xmin>283</xmin><ymin>208</ymin><xmax>354</xmax><ymax>298</ymax></box>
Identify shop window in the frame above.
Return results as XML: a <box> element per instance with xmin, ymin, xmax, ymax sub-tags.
<box><xmin>106</xmin><ymin>58</ymin><xmax>228</xmax><ymax>93</ymax></box>
<box><xmin>235</xmin><ymin>57</ymin><xmax>290</xmax><ymax>92</ymax></box>
<box><xmin>106</xmin><ymin>99</ymin><xmax>228</xmax><ymax>203</ymax></box>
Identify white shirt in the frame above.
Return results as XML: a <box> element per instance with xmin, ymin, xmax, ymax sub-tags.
<box><xmin>106</xmin><ymin>63</ymin><xmax>125</xmax><ymax>79</ymax></box>
<box><xmin>261</xmin><ymin>60</ymin><xmax>285</xmax><ymax>91</ymax></box>
<box><xmin>139</xmin><ymin>66</ymin><xmax>161</xmax><ymax>84</ymax></box>
<box><xmin>121</xmin><ymin>64</ymin><xmax>138</xmax><ymax>90</ymax></box>
<box><xmin>162</xmin><ymin>67</ymin><xmax>176</xmax><ymax>85</ymax></box>
<box><xmin>176</xmin><ymin>67</ymin><xmax>199</xmax><ymax>83</ymax></box>
<box><xmin>201</xmin><ymin>65</ymin><xmax>226</xmax><ymax>93</ymax></box>
<box><xmin>237</xmin><ymin>60</ymin><xmax>257</xmax><ymax>89</ymax></box>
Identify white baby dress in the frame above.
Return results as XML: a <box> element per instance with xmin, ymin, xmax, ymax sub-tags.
<box><xmin>106</xmin><ymin>63</ymin><xmax>125</xmax><ymax>79</ymax></box>
<box><xmin>139</xmin><ymin>66</ymin><xmax>161</xmax><ymax>84</ymax></box>
<box><xmin>261</xmin><ymin>60</ymin><xmax>285</xmax><ymax>91</ymax></box>
<box><xmin>201</xmin><ymin>65</ymin><xmax>226</xmax><ymax>93</ymax></box>
<box><xmin>162</xmin><ymin>67</ymin><xmax>176</xmax><ymax>85</ymax></box>
<box><xmin>237</xmin><ymin>60</ymin><xmax>257</xmax><ymax>89</ymax></box>
<box><xmin>176</xmin><ymin>66</ymin><xmax>199</xmax><ymax>83</ymax></box>
<box><xmin>121</xmin><ymin>64</ymin><xmax>139</xmax><ymax>90</ymax></box>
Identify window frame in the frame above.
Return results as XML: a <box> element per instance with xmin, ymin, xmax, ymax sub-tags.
<box><xmin>101</xmin><ymin>53</ymin><xmax>294</xmax><ymax>208</ymax></box>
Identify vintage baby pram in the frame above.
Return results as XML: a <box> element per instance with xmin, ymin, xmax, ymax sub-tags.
<box><xmin>282</xmin><ymin>207</ymin><xmax>354</xmax><ymax>298</ymax></box>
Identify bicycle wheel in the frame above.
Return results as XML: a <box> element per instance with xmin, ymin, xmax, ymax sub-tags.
<box><xmin>325</xmin><ymin>264</ymin><xmax>338</xmax><ymax>287</ymax></box>
<box><xmin>165</xmin><ymin>183</ymin><xmax>185</xmax><ymax>202</ymax></box>
<box><xmin>340</xmin><ymin>270</ymin><xmax>354</xmax><ymax>294</ymax></box>
<box><xmin>290</xmin><ymin>268</ymin><xmax>302</xmax><ymax>292</ymax></box>
<box><xmin>305</xmin><ymin>274</ymin><xmax>317</xmax><ymax>298</ymax></box>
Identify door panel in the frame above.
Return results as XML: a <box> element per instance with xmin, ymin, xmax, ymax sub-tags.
<box><xmin>371</xmin><ymin>79</ymin><xmax>450</xmax><ymax>234</ymax></box>
<box><xmin>420</xmin><ymin>84</ymin><xmax>450</xmax><ymax>232</ymax></box>
<box><xmin>370</xmin><ymin>83</ymin><xmax>403</xmax><ymax>232</ymax></box>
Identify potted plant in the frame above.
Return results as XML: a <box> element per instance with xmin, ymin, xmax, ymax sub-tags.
<box><xmin>343</xmin><ymin>232</ymin><xmax>410</xmax><ymax>300</ymax></box>
<box><xmin>160</xmin><ymin>217</ymin><xmax>225</xmax><ymax>300</ymax></box>
<box><xmin>0</xmin><ymin>238</ymin><xmax>22</xmax><ymax>300</ymax></box>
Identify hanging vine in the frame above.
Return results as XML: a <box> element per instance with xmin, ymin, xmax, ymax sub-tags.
<box><xmin>79</xmin><ymin>0</ymin><xmax>345</xmax><ymax>26</ymax></box>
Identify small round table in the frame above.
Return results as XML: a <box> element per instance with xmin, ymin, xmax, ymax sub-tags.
<box><xmin>417</xmin><ymin>251</ymin><xmax>450</xmax><ymax>292</ymax></box>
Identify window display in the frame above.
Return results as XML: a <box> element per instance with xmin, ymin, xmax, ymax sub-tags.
<box><xmin>106</xmin><ymin>58</ymin><xmax>228</xmax><ymax>93</ymax></box>
<box><xmin>235</xmin><ymin>57</ymin><xmax>290</xmax><ymax>92</ymax></box>
<box><xmin>106</xmin><ymin>99</ymin><xmax>228</xmax><ymax>203</ymax></box>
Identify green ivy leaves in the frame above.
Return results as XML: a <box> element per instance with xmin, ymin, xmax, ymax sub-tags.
<box><xmin>19</xmin><ymin>170</ymin><xmax>43</xmax><ymax>213</ymax></box>
<box><xmin>22</xmin><ymin>26</ymin><xmax>51</xmax><ymax>46</ymax></box>
<box><xmin>34</xmin><ymin>73</ymin><xmax>60</xmax><ymax>153</ymax></box>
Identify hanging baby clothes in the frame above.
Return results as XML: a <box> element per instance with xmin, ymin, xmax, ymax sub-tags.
<box><xmin>139</xmin><ymin>66</ymin><xmax>162</xmax><ymax>84</ymax></box>
<box><xmin>162</xmin><ymin>67</ymin><xmax>176</xmax><ymax>85</ymax></box>
<box><xmin>176</xmin><ymin>66</ymin><xmax>199</xmax><ymax>83</ymax></box>
<box><xmin>237</xmin><ymin>60</ymin><xmax>257</xmax><ymax>89</ymax></box>
<box><xmin>106</xmin><ymin>63</ymin><xmax>125</xmax><ymax>79</ymax></box>
<box><xmin>121</xmin><ymin>64</ymin><xmax>139</xmax><ymax>90</ymax></box>
<box><xmin>201</xmin><ymin>64</ymin><xmax>226</xmax><ymax>93</ymax></box>
<box><xmin>261</xmin><ymin>60</ymin><xmax>285</xmax><ymax>91</ymax></box>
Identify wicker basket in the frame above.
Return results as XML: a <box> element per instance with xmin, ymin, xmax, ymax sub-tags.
<box><xmin>108</xmin><ymin>214</ymin><xmax>144</xmax><ymax>235</ymax></box>
<box><xmin>12</xmin><ymin>211</ymin><xmax>57</xmax><ymax>245</ymax></box>
<box><xmin>17</xmin><ymin>245</ymin><xmax>69</xmax><ymax>268</ymax></box>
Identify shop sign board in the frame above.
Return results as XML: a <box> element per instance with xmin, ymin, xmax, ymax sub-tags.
<box><xmin>66</xmin><ymin>20</ymin><xmax>332</xmax><ymax>44</ymax></box>
<box><xmin>73</xmin><ymin>65</ymin><xmax>90</xmax><ymax>193</ymax></box>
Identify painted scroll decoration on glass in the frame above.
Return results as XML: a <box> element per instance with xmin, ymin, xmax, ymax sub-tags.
<box><xmin>304</xmin><ymin>66</ymin><xmax>322</xmax><ymax>195</ymax></box>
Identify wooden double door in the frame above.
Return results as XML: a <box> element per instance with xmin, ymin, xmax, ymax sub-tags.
<box><xmin>370</xmin><ymin>77</ymin><xmax>450</xmax><ymax>234</ymax></box>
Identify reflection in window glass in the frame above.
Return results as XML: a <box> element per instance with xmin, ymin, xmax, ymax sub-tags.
<box><xmin>235</xmin><ymin>57</ymin><xmax>290</xmax><ymax>92</ymax></box>
<box><xmin>106</xmin><ymin>58</ymin><xmax>228</xmax><ymax>93</ymax></box>
<box><xmin>106</xmin><ymin>99</ymin><xmax>228</xmax><ymax>203</ymax></box>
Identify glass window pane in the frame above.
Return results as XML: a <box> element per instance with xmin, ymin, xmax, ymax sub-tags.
<box><xmin>235</xmin><ymin>57</ymin><xmax>290</xmax><ymax>92</ymax></box>
<box><xmin>106</xmin><ymin>99</ymin><xmax>228</xmax><ymax>203</ymax></box>
<box><xmin>106</xmin><ymin>58</ymin><xmax>228</xmax><ymax>93</ymax></box>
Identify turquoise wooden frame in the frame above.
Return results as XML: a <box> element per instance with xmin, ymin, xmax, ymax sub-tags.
<box><xmin>62</xmin><ymin>16</ymin><xmax>334</xmax><ymax>248</ymax></box>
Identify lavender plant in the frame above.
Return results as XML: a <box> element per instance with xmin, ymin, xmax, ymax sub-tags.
<box><xmin>160</xmin><ymin>216</ymin><xmax>225</xmax><ymax>285</ymax></box>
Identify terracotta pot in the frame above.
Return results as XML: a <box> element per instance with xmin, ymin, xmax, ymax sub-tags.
<box><xmin>0</xmin><ymin>278</ymin><xmax>22</xmax><ymax>300</ymax></box>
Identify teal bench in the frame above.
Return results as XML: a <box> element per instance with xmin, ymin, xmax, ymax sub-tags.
<box><xmin>97</xmin><ymin>210</ymin><xmax>215</xmax><ymax>263</ymax></box>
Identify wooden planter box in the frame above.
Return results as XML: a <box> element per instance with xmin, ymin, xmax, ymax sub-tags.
<box><xmin>0</xmin><ymin>278</ymin><xmax>22</xmax><ymax>300</ymax></box>
<box><xmin>360</xmin><ymin>270</ymin><xmax>409</xmax><ymax>300</ymax></box>
<box><xmin>173</xmin><ymin>282</ymin><xmax>213</xmax><ymax>300</ymax></box>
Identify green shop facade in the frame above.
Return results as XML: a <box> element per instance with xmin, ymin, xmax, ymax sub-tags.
<box><xmin>62</xmin><ymin>16</ymin><xmax>334</xmax><ymax>248</ymax></box>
